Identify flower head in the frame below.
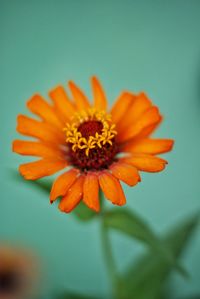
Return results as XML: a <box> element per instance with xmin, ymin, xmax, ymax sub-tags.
<box><xmin>13</xmin><ymin>77</ymin><xmax>174</xmax><ymax>213</ymax></box>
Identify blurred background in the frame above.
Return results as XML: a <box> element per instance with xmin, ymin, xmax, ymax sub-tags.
<box><xmin>0</xmin><ymin>1</ymin><xmax>200</xmax><ymax>298</ymax></box>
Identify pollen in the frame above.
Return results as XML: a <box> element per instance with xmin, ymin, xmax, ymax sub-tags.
<box><xmin>64</xmin><ymin>108</ymin><xmax>117</xmax><ymax>157</ymax></box>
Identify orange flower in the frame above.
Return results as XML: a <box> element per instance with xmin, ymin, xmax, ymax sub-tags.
<box><xmin>12</xmin><ymin>77</ymin><xmax>174</xmax><ymax>213</ymax></box>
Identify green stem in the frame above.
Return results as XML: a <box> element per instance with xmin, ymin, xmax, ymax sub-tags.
<box><xmin>100</xmin><ymin>213</ymin><xmax>118</xmax><ymax>298</ymax></box>
<box><xmin>101</xmin><ymin>222</ymin><xmax>117</xmax><ymax>285</ymax></box>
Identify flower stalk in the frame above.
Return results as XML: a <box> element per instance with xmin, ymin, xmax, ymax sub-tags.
<box><xmin>100</xmin><ymin>217</ymin><xmax>118</xmax><ymax>298</ymax></box>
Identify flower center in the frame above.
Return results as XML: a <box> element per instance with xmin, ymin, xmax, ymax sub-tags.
<box><xmin>64</xmin><ymin>108</ymin><xmax>118</xmax><ymax>170</ymax></box>
<box><xmin>78</xmin><ymin>120</ymin><xmax>103</xmax><ymax>139</ymax></box>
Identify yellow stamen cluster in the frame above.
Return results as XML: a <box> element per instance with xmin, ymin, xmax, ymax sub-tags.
<box><xmin>64</xmin><ymin>108</ymin><xmax>117</xmax><ymax>156</ymax></box>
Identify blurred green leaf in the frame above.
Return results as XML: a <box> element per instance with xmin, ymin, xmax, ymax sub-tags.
<box><xmin>160</xmin><ymin>296</ymin><xmax>200</xmax><ymax>299</ymax></box>
<box><xmin>10</xmin><ymin>169</ymin><xmax>52</xmax><ymax>193</ymax></box>
<box><xmin>10</xmin><ymin>170</ymin><xmax>98</xmax><ymax>221</ymax></box>
<box><xmin>159</xmin><ymin>287</ymin><xmax>200</xmax><ymax>299</ymax></box>
<box><xmin>103</xmin><ymin>208</ymin><xmax>185</xmax><ymax>274</ymax></box>
<box><xmin>104</xmin><ymin>207</ymin><xmax>161</xmax><ymax>245</ymax></box>
<box><xmin>73</xmin><ymin>201</ymin><xmax>97</xmax><ymax>221</ymax></box>
<box><xmin>117</xmin><ymin>213</ymin><xmax>199</xmax><ymax>299</ymax></box>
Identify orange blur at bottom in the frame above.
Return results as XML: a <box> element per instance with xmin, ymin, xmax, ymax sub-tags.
<box><xmin>0</xmin><ymin>244</ymin><xmax>39</xmax><ymax>299</ymax></box>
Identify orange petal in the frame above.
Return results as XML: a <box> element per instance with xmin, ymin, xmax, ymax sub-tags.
<box><xmin>17</xmin><ymin>115</ymin><xmax>65</xmax><ymax>144</ymax></box>
<box><xmin>117</xmin><ymin>106</ymin><xmax>161</xmax><ymax>143</ymax></box>
<box><xmin>110</xmin><ymin>92</ymin><xmax>135</xmax><ymax>125</ymax></box>
<box><xmin>109</xmin><ymin>162</ymin><xmax>140</xmax><ymax>186</ymax></box>
<box><xmin>83</xmin><ymin>172</ymin><xmax>100</xmax><ymax>212</ymax></box>
<box><xmin>12</xmin><ymin>140</ymin><xmax>65</xmax><ymax>159</ymax></box>
<box><xmin>123</xmin><ymin>138</ymin><xmax>174</xmax><ymax>155</ymax></box>
<box><xmin>134</xmin><ymin>116</ymin><xmax>163</xmax><ymax>140</ymax></box>
<box><xmin>27</xmin><ymin>94</ymin><xmax>63</xmax><ymax>128</ymax></box>
<box><xmin>59</xmin><ymin>175</ymin><xmax>85</xmax><ymax>213</ymax></box>
<box><xmin>91</xmin><ymin>76</ymin><xmax>107</xmax><ymax>111</ymax></box>
<box><xmin>117</xmin><ymin>92</ymin><xmax>152</xmax><ymax>133</ymax></box>
<box><xmin>50</xmin><ymin>168</ymin><xmax>80</xmax><ymax>203</ymax></box>
<box><xmin>98</xmin><ymin>171</ymin><xmax>126</xmax><ymax>206</ymax></box>
<box><xmin>19</xmin><ymin>159</ymin><xmax>68</xmax><ymax>180</ymax></box>
<box><xmin>121</xmin><ymin>154</ymin><xmax>167</xmax><ymax>172</ymax></box>
<box><xmin>49</xmin><ymin>85</ymin><xmax>76</xmax><ymax>122</ymax></box>
<box><xmin>68</xmin><ymin>81</ymin><xmax>90</xmax><ymax>110</ymax></box>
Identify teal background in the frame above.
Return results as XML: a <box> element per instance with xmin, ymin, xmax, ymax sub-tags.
<box><xmin>1</xmin><ymin>0</ymin><xmax>200</xmax><ymax>298</ymax></box>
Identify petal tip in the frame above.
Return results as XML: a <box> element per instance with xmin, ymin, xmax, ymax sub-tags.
<box><xmin>58</xmin><ymin>203</ymin><xmax>70</xmax><ymax>213</ymax></box>
<box><xmin>91</xmin><ymin>76</ymin><xmax>99</xmax><ymax>85</ymax></box>
<box><xmin>18</xmin><ymin>165</ymin><xmax>31</xmax><ymax>180</ymax></box>
<box><xmin>169</xmin><ymin>139</ymin><xmax>175</xmax><ymax>150</ymax></box>
<box><xmin>68</xmin><ymin>80</ymin><xmax>75</xmax><ymax>88</ymax></box>
<box><xmin>12</xmin><ymin>140</ymin><xmax>17</xmax><ymax>152</ymax></box>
